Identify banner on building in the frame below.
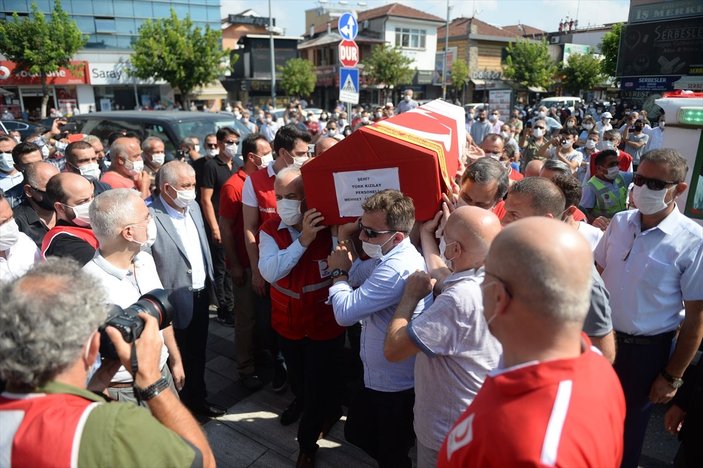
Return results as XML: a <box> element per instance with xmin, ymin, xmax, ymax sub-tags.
<box><xmin>0</xmin><ymin>61</ymin><xmax>89</xmax><ymax>86</ymax></box>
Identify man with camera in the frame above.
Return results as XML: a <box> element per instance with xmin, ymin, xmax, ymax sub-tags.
<box><xmin>0</xmin><ymin>258</ymin><xmax>215</xmax><ymax>467</ymax></box>
<box><xmin>82</xmin><ymin>188</ymin><xmax>184</xmax><ymax>405</ymax></box>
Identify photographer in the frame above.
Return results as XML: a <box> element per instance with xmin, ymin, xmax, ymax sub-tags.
<box><xmin>0</xmin><ymin>259</ymin><xmax>215</xmax><ymax>467</ymax></box>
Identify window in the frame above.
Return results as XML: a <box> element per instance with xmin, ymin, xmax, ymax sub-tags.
<box><xmin>394</xmin><ymin>28</ymin><xmax>426</xmax><ymax>49</ymax></box>
<box><xmin>95</xmin><ymin>18</ymin><xmax>116</xmax><ymax>34</ymax></box>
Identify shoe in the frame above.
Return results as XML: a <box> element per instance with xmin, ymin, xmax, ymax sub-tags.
<box><xmin>187</xmin><ymin>400</ymin><xmax>227</xmax><ymax>417</ymax></box>
<box><xmin>319</xmin><ymin>407</ymin><xmax>343</xmax><ymax>439</ymax></box>
<box><xmin>280</xmin><ymin>398</ymin><xmax>302</xmax><ymax>426</ymax></box>
<box><xmin>241</xmin><ymin>374</ymin><xmax>264</xmax><ymax>391</ymax></box>
<box><xmin>272</xmin><ymin>362</ymin><xmax>288</xmax><ymax>393</ymax></box>
<box><xmin>295</xmin><ymin>450</ymin><xmax>316</xmax><ymax>468</ymax></box>
<box><xmin>216</xmin><ymin>316</ymin><xmax>235</xmax><ymax>327</ymax></box>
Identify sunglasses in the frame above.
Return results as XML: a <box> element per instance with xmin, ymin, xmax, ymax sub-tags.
<box><xmin>358</xmin><ymin>220</ymin><xmax>395</xmax><ymax>238</ymax></box>
<box><xmin>633</xmin><ymin>174</ymin><xmax>678</xmax><ymax>191</ymax></box>
<box><xmin>223</xmin><ymin>140</ymin><xmax>238</xmax><ymax>145</ymax></box>
<box><xmin>534</xmin><ymin>126</ymin><xmax>545</xmax><ymax>130</ymax></box>
<box><xmin>206</xmin><ymin>143</ymin><xmax>218</xmax><ymax>149</ymax></box>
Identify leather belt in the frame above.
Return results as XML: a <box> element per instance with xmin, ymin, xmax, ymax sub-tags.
<box><xmin>615</xmin><ymin>330</ymin><xmax>676</xmax><ymax>346</ymax></box>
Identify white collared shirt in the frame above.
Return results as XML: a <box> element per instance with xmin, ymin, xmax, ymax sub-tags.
<box><xmin>82</xmin><ymin>250</ymin><xmax>169</xmax><ymax>383</ymax></box>
<box><xmin>594</xmin><ymin>207</ymin><xmax>703</xmax><ymax>335</ymax></box>
<box><xmin>0</xmin><ymin>231</ymin><xmax>41</xmax><ymax>283</ymax></box>
<box><xmin>159</xmin><ymin>196</ymin><xmax>206</xmax><ymax>290</ymax></box>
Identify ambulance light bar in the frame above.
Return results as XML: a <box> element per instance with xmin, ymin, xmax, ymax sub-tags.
<box><xmin>679</xmin><ymin>107</ymin><xmax>703</xmax><ymax>127</ymax></box>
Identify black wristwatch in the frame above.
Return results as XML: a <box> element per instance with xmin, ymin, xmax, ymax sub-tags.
<box><xmin>134</xmin><ymin>377</ymin><xmax>170</xmax><ymax>401</ymax></box>
<box><xmin>331</xmin><ymin>268</ymin><xmax>349</xmax><ymax>279</ymax></box>
<box><xmin>660</xmin><ymin>370</ymin><xmax>684</xmax><ymax>389</ymax></box>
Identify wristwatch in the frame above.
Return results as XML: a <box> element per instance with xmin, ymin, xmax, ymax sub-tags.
<box><xmin>660</xmin><ymin>370</ymin><xmax>684</xmax><ymax>389</ymax></box>
<box><xmin>331</xmin><ymin>268</ymin><xmax>349</xmax><ymax>279</ymax></box>
<box><xmin>134</xmin><ymin>377</ymin><xmax>170</xmax><ymax>401</ymax></box>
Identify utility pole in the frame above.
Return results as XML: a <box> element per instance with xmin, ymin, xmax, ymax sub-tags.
<box><xmin>441</xmin><ymin>0</ymin><xmax>450</xmax><ymax>100</ymax></box>
<box><xmin>268</xmin><ymin>0</ymin><xmax>276</xmax><ymax>106</ymax></box>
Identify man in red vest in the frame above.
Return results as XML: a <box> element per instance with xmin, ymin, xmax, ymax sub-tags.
<box><xmin>258</xmin><ymin>166</ymin><xmax>345</xmax><ymax>468</ymax></box>
<box><xmin>41</xmin><ymin>172</ymin><xmax>98</xmax><ymax>265</ymax></box>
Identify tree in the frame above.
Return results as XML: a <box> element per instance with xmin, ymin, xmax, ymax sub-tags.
<box><xmin>362</xmin><ymin>44</ymin><xmax>414</xmax><ymax>104</ymax></box>
<box><xmin>450</xmin><ymin>58</ymin><xmax>469</xmax><ymax>103</ymax></box>
<box><xmin>278</xmin><ymin>58</ymin><xmax>316</xmax><ymax>99</ymax></box>
<box><xmin>130</xmin><ymin>10</ymin><xmax>228</xmax><ymax>107</ymax></box>
<box><xmin>599</xmin><ymin>23</ymin><xmax>622</xmax><ymax>83</ymax></box>
<box><xmin>503</xmin><ymin>39</ymin><xmax>557</xmax><ymax>89</ymax></box>
<box><xmin>561</xmin><ymin>53</ymin><xmax>605</xmax><ymax>96</ymax></box>
<box><xmin>0</xmin><ymin>1</ymin><xmax>86</xmax><ymax>118</ymax></box>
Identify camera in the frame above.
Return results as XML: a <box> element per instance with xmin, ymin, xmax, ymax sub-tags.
<box><xmin>176</xmin><ymin>148</ymin><xmax>190</xmax><ymax>160</ymax></box>
<box><xmin>99</xmin><ymin>289</ymin><xmax>173</xmax><ymax>358</ymax></box>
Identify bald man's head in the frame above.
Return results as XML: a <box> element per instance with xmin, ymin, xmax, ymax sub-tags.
<box><xmin>524</xmin><ymin>159</ymin><xmax>545</xmax><ymax>178</ymax></box>
<box><xmin>315</xmin><ymin>137</ymin><xmax>337</xmax><ymax>157</ymax></box>
<box><xmin>485</xmin><ymin>217</ymin><xmax>592</xmax><ymax>327</ymax></box>
<box><xmin>444</xmin><ymin>206</ymin><xmax>502</xmax><ymax>270</ymax></box>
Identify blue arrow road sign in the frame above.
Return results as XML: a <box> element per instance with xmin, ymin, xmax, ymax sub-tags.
<box><xmin>339</xmin><ymin>67</ymin><xmax>359</xmax><ymax>104</ymax></box>
<box><xmin>338</xmin><ymin>13</ymin><xmax>358</xmax><ymax>41</ymax></box>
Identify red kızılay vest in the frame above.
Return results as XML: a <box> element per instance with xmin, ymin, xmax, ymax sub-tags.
<box><xmin>249</xmin><ymin>167</ymin><xmax>278</xmax><ymax>225</ymax></box>
<box><xmin>0</xmin><ymin>392</ymin><xmax>100</xmax><ymax>467</ymax></box>
<box><xmin>41</xmin><ymin>225</ymin><xmax>99</xmax><ymax>259</ymax></box>
<box><xmin>260</xmin><ymin>218</ymin><xmax>344</xmax><ymax>341</ymax></box>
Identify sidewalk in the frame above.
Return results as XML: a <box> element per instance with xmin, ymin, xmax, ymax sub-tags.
<box><xmin>201</xmin><ymin>316</ymin><xmax>679</xmax><ymax>467</ymax></box>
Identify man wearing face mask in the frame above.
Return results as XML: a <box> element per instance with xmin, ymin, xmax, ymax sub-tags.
<box><xmin>219</xmin><ymin>134</ymin><xmax>273</xmax><ymax>391</ymax></box>
<box><xmin>142</xmin><ymin>137</ymin><xmax>167</xmax><ymax>192</ymax></box>
<box><xmin>0</xmin><ymin>191</ymin><xmax>41</xmax><ymax>283</ymax></box>
<box><xmin>596</xmin><ymin>111</ymin><xmax>614</xmax><ymax>139</ymax></box>
<box><xmin>260</xmin><ymin>112</ymin><xmax>279</xmax><ymax>143</ymax></box>
<box><xmin>82</xmin><ymin>188</ymin><xmax>184</xmax><ymax>406</ymax></box>
<box><xmin>588</xmin><ymin>130</ymin><xmax>633</xmax><ymax>180</ymax></box>
<box><xmin>0</xmin><ymin>135</ymin><xmax>23</xmax><ymax>209</ymax></box>
<box><xmin>82</xmin><ymin>135</ymin><xmax>107</xmax><ymax>174</ymax></box>
<box><xmin>13</xmin><ymin>161</ymin><xmax>59</xmax><ymax>248</ymax></box>
<box><xmin>580</xmin><ymin>150</ymin><xmax>633</xmax><ymax>228</ymax></box>
<box><xmin>396</xmin><ymin>89</ymin><xmax>418</xmax><ymax>114</ymax></box>
<box><xmin>469</xmin><ymin>109</ymin><xmax>492</xmax><ymax>145</ymax></box>
<box><xmin>64</xmin><ymin>141</ymin><xmax>112</xmax><ymax>196</ymax></box>
<box><xmin>529</xmin><ymin>106</ymin><xmax>562</xmax><ymax>134</ymax></box>
<box><xmin>438</xmin><ymin>218</ymin><xmax>625</xmax><ymax>468</ymax></box>
<box><xmin>576</xmin><ymin>130</ymin><xmax>599</xmax><ymax>184</ymax></box>
<box><xmin>645</xmin><ymin>116</ymin><xmax>665</xmax><ymax>152</ymax></box>
<box><xmin>488</xmin><ymin>110</ymin><xmax>503</xmax><ymax>134</ymax></box>
<box><xmin>327</xmin><ymin>189</ymin><xmax>433</xmax><ymax>468</ymax></box>
<box><xmin>150</xmin><ymin>162</ymin><xmax>225</xmax><ymax>416</ymax></box>
<box><xmin>100</xmin><ymin>137</ymin><xmax>151</xmax><ymax>199</ymax></box>
<box><xmin>594</xmin><ymin>149</ymin><xmax>703</xmax><ymax>468</ymax></box>
<box><xmin>623</xmin><ymin>119</ymin><xmax>649</xmax><ymax>171</ymax></box>
<box><xmin>519</xmin><ymin>118</ymin><xmax>548</xmax><ymax>173</ymax></box>
<box><xmin>200</xmin><ymin>126</ymin><xmax>239</xmax><ymax>325</ymax></box>
<box><xmin>41</xmin><ymin>172</ymin><xmax>98</xmax><ymax>265</ymax></box>
<box><xmin>258</xmin><ymin>166</ymin><xmax>345</xmax><ymax>467</ymax></box>
<box><xmin>384</xmin><ymin>206</ymin><xmax>502</xmax><ymax>468</ymax></box>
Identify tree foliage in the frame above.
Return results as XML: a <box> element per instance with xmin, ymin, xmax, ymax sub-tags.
<box><xmin>450</xmin><ymin>58</ymin><xmax>469</xmax><ymax>91</ymax></box>
<box><xmin>503</xmin><ymin>39</ymin><xmax>557</xmax><ymax>89</ymax></box>
<box><xmin>599</xmin><ymin>23</ymin><xmax>622</xmax><ymax>82</ymax></box>
<box><xmin>561</xmin><ymin>53</ymin><xmax>605</xmax><ymax>96</ymax></box>
<box><xmin>0</xmin><ymin>0</ymin><xmax>86</xmax><ymax>118</ymax></box>
<box><xmin>131</xmin><ymin>10</ymin><xmax>227</xmax><ymax>106</ymax></box>
<box><xmin>278</xmin><ymin>58</ymin><xmax>316</xmax><ymax>98</ymax></box>
<box><xmin>362</xmin><ymin>44</ymin><xmax>414</xmax><ymax>101</ymax></box>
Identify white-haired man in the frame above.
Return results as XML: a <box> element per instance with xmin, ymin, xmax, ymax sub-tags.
<box><xmin>100</xmin><ymin>137</ymin><xmax>151</xmax><ymax>198</ymax></box>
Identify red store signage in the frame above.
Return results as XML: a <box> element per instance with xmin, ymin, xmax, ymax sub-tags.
<box><xmin>0</xmin><ymin>61</ymin><xmax>89</xmax><ymax>86</ymax></box>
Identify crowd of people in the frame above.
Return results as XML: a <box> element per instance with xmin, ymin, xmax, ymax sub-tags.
<box><xmin>0</xmin><ymin>94</ymin><xmax>701</xmax><ymax>468</ymax></box>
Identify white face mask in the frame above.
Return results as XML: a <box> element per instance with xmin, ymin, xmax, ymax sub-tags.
<box><xmin>585</xmin><ymin>139</ymin><xmax>597</xmax><ymax>149</ymax></box>
<box><xmin>538</xmin><ymin>111</ymin><xmax>546</xmax><ymax>118</ymax></box>
<box><xmin>0</xmin><ymin>152</ymin><xmax>14</xmax><ymax>172</ymax></box>
<box><xmin>225</xmin><ymin>143</ymin><xmax>238</xmax><ymax>158</ymax></box>
<box><xmin>277</xmin><ymin>198</ymin><xmax>303</xmax><ymax>226</ymax></box>
<box><xmin>560</xmin><ymin>139</ymin><xmax>572</xmax><ymax>149</ymax></box>
<box><xmin>532</xmin><ymin>128</ymin><xmax>544</xmax><ymax>138</ymax></box>
<box><xmin>442</xmin><ymin>240</ymin><xmax>459</xmax><ymax>271</ymax></box>
<box><xmin>566</xmin><ymin>122</ymin><xmax>575</xmax><ymax>128</ymax></box>
<box><xmin>79</xmin><ymin>162</ymin><xmax>101</xmax><ymax>180</ymax></box>
<box><xmin>583</xmin><ymin>123</ymin><xmax>594</xmax><ymax>130</ymax></box>
<box><xmin>602</xmin><ymin>140</ymin><xmax>615</xmax><ymax>150</ymax></box>
<box><xmin>194</xmin><ymin>145</ymin><xmax>200</xmax><ymax>153</ymax></box>
<box><xmin>256</xmin><ymin>153</ymin><xmax>273</xmax><ymax>169</ymax></box>
<box><xmin>489</xmin><ymin>114</ymin><xmax>498</xmax><ymax>122</ymax></box>
<box><xmin>659</xmin><ymin>121</ymin><xmax>666</xmax><ymax>129</ymax></box>
<box><xmin>0</xmin><ymin>218</ymin><xmax>20</xmax><ymax>251</ymax></box>
<box><xmin>605</xmin><ymin>166</ymin><xmax>619</xmax><ymax>180</ymax></box>
<box><xmin>151</xmin><ymin>152</ymin><xmax>165</xmax><ymax>165</ymax></box>
<box><xmin>633</xmin><ymin>184</ymin><xmax>673</xmax><ymax>215</ymax></box>
<box><xmin>64</xmin><ymin>200</ymin><xmax>92</xmax><ymax>227</ymax></box>
<box><xmin>500</xmin><ymin>131</ymin><xmax>510</xmax><ymax>140</ymax></box>
<box><xmin>170</xmin><ymin>186</ymin><xmax>196</xmax><ymax>208</ymax></box>
<box><xmin>206</xmin><ymin>148</ymin><xmax>219</xmax><ymax>157</ymax></box>
<box><xmin>404</xmin><ymin>95</ymin><xmax>411</xmax><ymax>102</ymax></box>
<box><xmin>125</xmin><ymin>158</ymin><xmax>143</xmax><ymax>175</ymax></box>
<box><xmin>144</xmin><ymin>218</ymin><xmax>158</xmax><ymax>248</ymax></box>
<box><xmin>13</xmin><ymin>136</ymin><xmax>21</xmax><ymax>144</ymax></box>
<box><xmin>485</xmin><ymin>152</ymin><xmax>501</xmax><ymax>160</ymax></box>
<box><xmin>292</xmin><ymin>156</ymin><xmax>309</xmax><ymax>168</ymax></box>
<box><xmin>362</xmin><ymin>234</ymin><xmax>396</xmax><ymax>259</ymax></box>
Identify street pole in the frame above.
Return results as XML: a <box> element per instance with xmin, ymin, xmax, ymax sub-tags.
<box><xmin>441</xmin><ymin>0</ymin><xmax>450</xmax><ymax>100</ymax></box>
<box><xmin>269</xmin><ymin>0</ymin><xmax>276</xmax><ymax>106</ymax></box>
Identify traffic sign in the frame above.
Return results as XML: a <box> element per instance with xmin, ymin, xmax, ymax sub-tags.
<box><xmin>339</xmin><ymin>67</ymin><xmax>359</xmax><ymax>104</ymax></box>
<box><xmin>338</xmin><ymin>40</ymin><xmax>359</xmax><ymax>68</ymax></box>
<box><xmin>338</xmin><ymin>13</ymin><xmax>358</xmax><ymax>41</ymax></box>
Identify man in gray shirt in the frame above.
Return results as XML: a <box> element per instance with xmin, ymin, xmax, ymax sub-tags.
<box><xmin>624</xmin><ymin>119</ymin><xmax>649</xmax><ymax>169</ymax></box>
<box><xmin>469</xmin><ymin>109</ymin><xmax>493</xmax><ymax>145</ymax></box>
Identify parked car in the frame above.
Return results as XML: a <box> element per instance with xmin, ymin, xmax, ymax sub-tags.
<box><xmin>538</xmin><ymin>96</ymin><xmax>583</xmax><ymax>113</ymax></box>
<box><xmin>70</xmin><ymin>111</ymin><xmax>251</xmax><ymax>158</ymax></box>
<box><xmin>0</xmin><ymin>119</ymin><xmax>44</xmax><ymax>140</ymax></box>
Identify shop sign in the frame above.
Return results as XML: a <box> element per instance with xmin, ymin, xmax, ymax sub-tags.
<box><xmin>0</xmin><ymin>61</ymin><xmax>89</xmax><ymax>85</ymax></box>
<box><xmin>620</xmin><ymin>76</ymin><xmax>681</xmax><ymax>92</ymax></box>
<box><xmin>629</xmin><ymin>0</ymin><xmax>703</xmax><ymax>24</ymax></box>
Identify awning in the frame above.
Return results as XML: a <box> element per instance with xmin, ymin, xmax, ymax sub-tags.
<box><xmin>528</xmin><ymin>86</ymin><xmax>547</xmax><ymax>93</ymax></box>
<box><xmin>192</xmin><ymin>81</ymin><xmax>228</xmax><ymax>100</ymax></box>
<box><xmin>470</xmin><ymin>79</ymin><xmax>512</xmax><ymax>90</ymax></box>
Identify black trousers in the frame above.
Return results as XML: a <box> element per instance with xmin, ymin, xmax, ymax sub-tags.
<box><xmin>344</xmin><ymin>386</ymin><xmax>415</xmax><ymax>468</ymax></box>
<box><xmin>206</xmin><ymin>229</ymin><xmax>233</xmax><ymax>315</ymax></box>
<box><xmin>174</xmin><ymin>287</ymin><xmax>211</xmax><ymax>404</ymax></box>
<box><xmin>278</xmin><ymin>333</ymin><xmax>344</xmax><ymax>455</ymax></box>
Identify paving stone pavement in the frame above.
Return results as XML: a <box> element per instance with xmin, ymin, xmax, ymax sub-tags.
<box><xmin>201</xmin><ymin>316</ymin><xmax>681</xmax><ymax>467</ymax></box>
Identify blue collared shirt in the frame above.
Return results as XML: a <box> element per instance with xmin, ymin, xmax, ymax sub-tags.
<box><xmin>329</xmin><ymin>237</ymin><xmax>433</xmax><ymax>392</ymax></box>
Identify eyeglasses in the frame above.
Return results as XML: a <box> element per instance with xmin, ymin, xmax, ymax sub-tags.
<box><xmin>534</xmin><ymin>126</ymin><xmax>545</xmax><ymax>130</ymax></box>
<box><xmin>483</xmin><ymin>271</ymin><xmax>513</xmax><ymax>299</ymax></box>
<box><xmin>633</xmin><ymin>174</ymin><xmax>678</xmax><ymax>191</ymax></box>
<box><xmin>126</xmin><ymin>214</ymin><xmax>153</xmax><ymax>228</ymax></box>
<box><xmin>358</xmin><ymin>220</ymin><xmax>395</xmax><ymax>238</ymax></box>
<box><xmin>205</xmin><ymin>143</ymin><xmax>218</xmax><ymax>149</ymax></box>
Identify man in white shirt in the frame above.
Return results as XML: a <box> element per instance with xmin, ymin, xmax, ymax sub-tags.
<box><xmin>384</xmin><ymin>206</ymin><xmax>502</xmax><ymax>468</ymax></box>
<box><xmin>82</xmin><ymin>188</ymin><xmax>184</xmax><ymax>406</ymax></box>
<box><xmin>0</xmin><ymin>192</ymin><xmax>41</xmax><ymax>282</ymax></box>
<box><xmin>0</xmin><ymin>135</ymin><xmax>23</xmax><ymax>208</ymax></box>
<box><xmin>595</xmin><ymin>149</ymin><xmax>703</xmax><ymax>468</ymax></box>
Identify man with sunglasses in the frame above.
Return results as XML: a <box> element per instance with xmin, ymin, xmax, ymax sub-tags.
<box><xmin>439</xmin><ymin>218</ymin><xmax>625</xmax><ymax>467</ymax></box>
<box><xmin>13</xmin><ymin>161</ymin><xmax>58</xmax><ymax>248</ymax></box>
<box><xmin>328</xmin><ymin>189</ymin><xmax>433</xmax><ymax>468</ymax></box>
<box><xmin>594</xmin><ymin>149</ymin><xmax>703</xmax><ymax>468</ymax></box>
<box><xmin>519</xmin><ymin>118</ymin><xmax>548</xmax><ymax>173</ymax></box>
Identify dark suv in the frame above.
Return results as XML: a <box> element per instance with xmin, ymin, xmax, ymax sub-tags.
<box><xmin>70</xmin><ymin>111</ymin><xmax>250</xmax><ymax>157</ymax></box>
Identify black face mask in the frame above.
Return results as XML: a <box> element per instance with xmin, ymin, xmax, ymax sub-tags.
<box><xmin>31</xmin><ymin>187</ymin><xmax>54</xmax><ymax>211</ymax></box>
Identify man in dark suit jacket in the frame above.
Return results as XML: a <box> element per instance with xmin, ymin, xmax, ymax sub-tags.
<box><xmin>149</xmin><ymin>161</ymin><xmax>225</xmax><ymax>417</ymax></box>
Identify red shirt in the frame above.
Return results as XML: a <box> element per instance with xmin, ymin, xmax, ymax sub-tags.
<box><xmin>100</xmin><ymin>170</ymin><xmax>136</xmax><ymax>190</ymax></box>
<box><xmin>219</xmin><ymin>168</ymin><xmax>250</xmax><ymax>268</ymax></box>
<box><xmin>508</xmin><ymin>167</ymin><xmax>524</xmax><ymax>181</ymax></box>
<box><xmin>492</xmin><ymin>200</ymin><xmax>506</xmax><ymax>220</ymax></box>
<box><xmin>573</xmin><ymin>208</ymin><xmax>587</xmax><ymax>222</ymax></box>
<box><xmin>438</xmin><ymin>338</ymin><xmax>625</xmax><ymax>468</ymax></box>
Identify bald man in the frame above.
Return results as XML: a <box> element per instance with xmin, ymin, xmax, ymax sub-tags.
<box><xmin>13</xmin><ymin>161</ymin><xmax>59</xmax><ymax>248</ymax></box>
<box><xmin>523</xmin><ymin>159</ymin><xmax>545</xmax><ymax>177</ymax></box>
<box><xmin>100</xmin><ymin>136</ymin><xmax>151</xmax><ymax>199</ymax></box>
<box><xmin>385</xmin><ymin>206</ymin><xmax>502</xmax><ymax>468</ymax></box>
<box><xmin>314</xmin><ymin>136</ymin><xmax>337</xmax><ymax>157</ymax></box>
<box><xmin>41</xmin><ymin>172</ymin><xmax>98</xmax><ymax>265</ymax></box>
<box><xmin>439</xmin><ymin>218</ymin><xmax>625</xmax><ymax>467</ymax></box>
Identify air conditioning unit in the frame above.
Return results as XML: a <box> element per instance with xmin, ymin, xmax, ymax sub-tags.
<box><xmin>550</xmin><ymin>36</ymin><xmax>560</xmax><ymax>44</ymax></box>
